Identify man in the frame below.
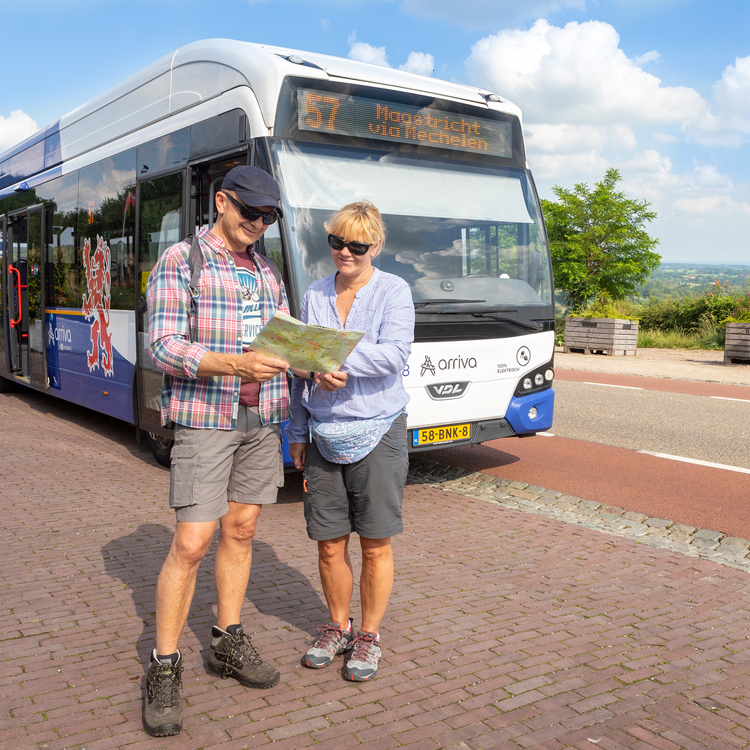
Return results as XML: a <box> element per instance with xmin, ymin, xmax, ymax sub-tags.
<box><xmin>143</xmin><ymin>166</ymin><xmax>291</xmax><ymax>737</ymax></box>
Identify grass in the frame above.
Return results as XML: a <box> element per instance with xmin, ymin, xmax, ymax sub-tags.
<box><xmin>638</xmin><ymin>325</ymin><xmax>725</xmax><ymax>350</ymax></box>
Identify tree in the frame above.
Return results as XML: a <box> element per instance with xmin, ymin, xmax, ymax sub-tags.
<box><xmin>541</xmin><ymin>168</ymin><xmax>661</xmax><ymax>311</ymax></box>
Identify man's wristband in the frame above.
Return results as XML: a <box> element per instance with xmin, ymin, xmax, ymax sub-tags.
<box><xmin>309</xmin><ymin>371</ymin><xmax>316</xmax><ymax>380</ymax></box>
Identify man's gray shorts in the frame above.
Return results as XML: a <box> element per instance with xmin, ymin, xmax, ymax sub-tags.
<box><xmin>169</xmin><ymin>406</ymin><xmax>283</xmax><ymax>523</ymax></box>
<box><xmin>303</xmin><ymin>413</ymin><xmax>409</xmax><ymax>541</ymax></box>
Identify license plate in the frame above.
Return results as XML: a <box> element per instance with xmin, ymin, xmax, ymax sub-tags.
<box><xmin>412</xmin><ymin>422</ymin><xmax>471</xmax><ymax>447</ymax></box>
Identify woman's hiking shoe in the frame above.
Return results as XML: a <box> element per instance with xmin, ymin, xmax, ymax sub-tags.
<box><xmin>301</xmin><ymin>620</ymin><xmax>354</xmax><ymax>669</ymax></box>
<box><xmin>143</xmin><ymin>652</ymin><xmax>183</xmax><ymax>737</ymax></box>
<box><xmin>342</xmin><ymin>631</ymin><xmax>381</xmax><ymax>681</ymax></box>
<box><xmin>206</xmin><ymin>623</ymin><xmax>280</xmax><ymax>688</ymax></box>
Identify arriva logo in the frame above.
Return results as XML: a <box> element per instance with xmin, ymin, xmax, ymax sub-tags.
<box><xmin>439</xmin><ymin>356</ymin><xmax>477</xmax><ymax>370</ymax></box>
<box><xmin>48</xmin><ymin>322</ymin><xmax>72</xmax><ymax>346</ymax></box>
<box><xmin>420</xmin><ymin>354</ymin><xmax>478</xmax><ymax>376</ymax></box>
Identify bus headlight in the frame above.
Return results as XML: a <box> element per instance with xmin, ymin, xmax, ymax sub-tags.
<box><xmin>513</xmin><ymin>360</ymin><xmax>555</xmax><ymax>398</ymax></box>
<box><xmin>528</xmin><ymin>406</ymin><xmax>538</xmax><ymax>419</ymax></box>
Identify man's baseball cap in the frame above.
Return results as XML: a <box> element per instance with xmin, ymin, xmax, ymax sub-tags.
<box><xmin>222</xmin><ymin>166</ymin><xmax>284</xmax><ymax>218</ymax></box>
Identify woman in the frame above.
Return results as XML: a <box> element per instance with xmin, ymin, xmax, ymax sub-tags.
<box><xmin>286</xmin><ymin>200</ymin><xmax>414</xmax><ymax>681</ymax></box>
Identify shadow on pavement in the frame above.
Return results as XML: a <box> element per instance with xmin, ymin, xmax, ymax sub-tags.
<box><xmin>428</xmin><ymin>442</ymin><xmax>522</xmax><ymax>472</ymax></box>
<box><xmin>4</xmin><ymin>388</ymin><xmax>162</xmax><ymax>468</ymax></box>
<box><xmin>101</xmin><ymin>521</ymin><xmax>327</xmax><ymax>669</ymax></box>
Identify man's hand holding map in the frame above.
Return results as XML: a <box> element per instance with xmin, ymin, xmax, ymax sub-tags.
<box><xmin>249</xmin><ymin>311</ymin><xmax>365</xmax><ymax>373</ymax></box>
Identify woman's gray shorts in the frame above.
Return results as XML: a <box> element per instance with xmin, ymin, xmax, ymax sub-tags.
<box><xmin>169</xmin><ymin>406</ymin><xmax>283</xmax><ymax>523</ymax></box>
<box><xmin>303</xmin><ymin>413</ymin><xmax>409</xmax><ymax>541</ymax></box>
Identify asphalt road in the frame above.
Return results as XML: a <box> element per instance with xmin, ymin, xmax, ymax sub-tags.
<box><xmin>551</xmin><ymin>379</ymin><xmax>750</xmax><ymax>470</ymax></box>
<box><xmin>433</xmin><ymin>368</ymin><xmax>750</xmax><ymax>538</ymax></box>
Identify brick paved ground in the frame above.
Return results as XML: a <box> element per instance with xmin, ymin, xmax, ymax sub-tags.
<box><xmin>3</xmin><ymin>388</ymin><xmax>750</xmax><ymax>750</ymax></box>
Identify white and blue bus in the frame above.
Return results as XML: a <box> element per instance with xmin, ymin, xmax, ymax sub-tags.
<box><xmin>0</xmin><ymin>40</ymin><xmax>555</xmax><ymax>466</ymax></box>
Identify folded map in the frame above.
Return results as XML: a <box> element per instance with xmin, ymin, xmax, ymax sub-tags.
<box><xmin>250</xmin><ymin>311</ymin><xmax>365</xmax><ymax>373</ymax></box>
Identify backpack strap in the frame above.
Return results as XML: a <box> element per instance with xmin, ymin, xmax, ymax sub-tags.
<box><xmin>186</xmin><ymin>233</ymin><xmax>202</xmax><ymax>313</ymax></box>
<box><xmin>186</xmin><ymin>232</ymin><xmax>284</xmax><ymax>312</ymax></box>
<box><xmin>256</xmin><ymin>252</ymin><xmax>284</xmax><ymax>307</ymax></box>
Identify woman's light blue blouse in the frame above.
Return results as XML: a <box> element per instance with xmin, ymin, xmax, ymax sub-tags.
<box><xmin>285</xmin><ymin>268</ymin><xmax>415</xmax><ymax>444</ymax></box>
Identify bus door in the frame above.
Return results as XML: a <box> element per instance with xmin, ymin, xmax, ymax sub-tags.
<box><xmin>0</xmin><ymin>215</ymin><xmax>6</xmax><ymax>374</ymax></box>
<box><xmin>5</xmin><ymin>205</ymin><xmax>48</xmax><ymax>387</ymax></box>
<box><xmin>134</xmin><ymin>150</ymin><xmax>247</xmax><ymax>460</ymax></box>
<box><xmin>136</xmin><ymin>168</ymin><xmax>187</xmax><ymax>436</ymax></box>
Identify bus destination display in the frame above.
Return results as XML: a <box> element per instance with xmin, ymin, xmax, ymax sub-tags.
<box><xmin>297</xmin><ymin>88</ymin><xmax>512</xmax><ymax>158</ymax></box>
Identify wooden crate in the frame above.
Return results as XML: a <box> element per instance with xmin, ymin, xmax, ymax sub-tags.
<box><xmin>724</xmin><ymin>322</ymin><xmax>750</xmax><ymax>364</ymax></box>
<box><xmin>564</xmin><ymin>317</ymin><xmax>638</xmax><ymax>356</ymax></box>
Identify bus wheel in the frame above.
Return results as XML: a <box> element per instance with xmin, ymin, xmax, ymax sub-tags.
<box><xmin>0</xmin><ymin>376</ymin><xmax>16</xmax><ymax>393</ymax></box>
<box><xmin>148</xmin><ymin>432</ymin><xmax>173</xmax><ymax>467</ymax></box>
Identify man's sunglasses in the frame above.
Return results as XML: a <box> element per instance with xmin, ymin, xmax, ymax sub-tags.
<box><xmin>327</xmin><ymin>234</ymin><xmax>373</xmax><ymax>256</ymax></box>
<box><xmin>222</xmin><ymin>192</ymin><xmax>279</xmax><ymax>225</ymax></box>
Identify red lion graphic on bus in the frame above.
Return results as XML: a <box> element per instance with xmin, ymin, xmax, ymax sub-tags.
<box><xmin>82</xmin><ymin>235</ymin><xmax>114</xmax><ymax>377</ymax></box>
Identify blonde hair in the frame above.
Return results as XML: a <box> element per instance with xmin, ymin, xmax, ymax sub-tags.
<box><xmin>324</xmin><ymin>201</ymin><xmax>386</xmax><ymax>254</ymax></box>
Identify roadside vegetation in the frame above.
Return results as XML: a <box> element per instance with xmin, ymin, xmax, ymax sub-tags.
<box><xmin>542</xmin><ymin>170</ymin><xmax>750</xmax><ymax>351</ymax></box>
<box><xmin>554</xmin><ymin>281</ymin><xmax>750</xmax><ymax>349</ymax></box>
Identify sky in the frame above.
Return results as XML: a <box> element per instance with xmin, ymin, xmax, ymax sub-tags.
<box><xmin>2</xmin><ymin>0</ymin><xmax>750</xmax><ymax>265</ymax></box>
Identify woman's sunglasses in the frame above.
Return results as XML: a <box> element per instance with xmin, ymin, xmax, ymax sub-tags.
<box><xmin>222</xmin><ymin>191</ymin><xmax>279</xmax><ymax>225</ymax></box>
<box><xmin>327</xmin><ymin>234</ymin><xmax>372</xmax><ymax>256</ymax></box>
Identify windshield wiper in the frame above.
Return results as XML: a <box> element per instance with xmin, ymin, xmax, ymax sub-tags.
<box><xmin>414</xmin><ymin>304</ymin><xmax>543</xmax><ymax>331</ymax></box>
<box><xmin>467</xmin><ymin>314</ymin><xmax>543</xmax><ymax>331</ymax></box>
<box><xmin>413</xmin><ymin>299</ymin><xmax>486</xmax><ymax>308</ymax></box>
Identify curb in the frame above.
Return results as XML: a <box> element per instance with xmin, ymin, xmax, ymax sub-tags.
<box><xmin>408</xmin><ymin>456</ymin><xmax>750</xmax><ymax>573</ymax></box>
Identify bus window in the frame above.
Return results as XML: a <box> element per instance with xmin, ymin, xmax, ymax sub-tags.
<box><xmin>77</xmin><ymin>150</ymin><xmax>136</xmax><ymax>311</ymax></box>
<box><xmin>47</xmin><ymin>173</ymin><xmax>79</xmax><ymax>308</ymax></box>
<box><xmin>271</xmin><ymin>141</ymin><xmax>553</xmax><ymax>314</ymax></box>
<box><xmin>137</xmin><ymin>171</ymin><xmax>184</xmax><ymax>427</ymax></box>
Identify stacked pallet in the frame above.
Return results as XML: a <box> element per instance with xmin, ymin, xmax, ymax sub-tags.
<box><xmin>564</xmin><ymin>317</ymin><xmax>638</xmax><ymax>356</ymax></box>
<box><xmin>724</xmin><ymin>322</ymin><xmax>750</xmax><ymax>364</ymax></box>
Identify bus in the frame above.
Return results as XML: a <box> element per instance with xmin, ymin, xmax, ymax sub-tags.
<box><xmin>0</xmin><ymin>39</ymin><xmax>555</xmax><ymax>466</ymax></box>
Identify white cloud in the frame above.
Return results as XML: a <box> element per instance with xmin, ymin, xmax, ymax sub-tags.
<box><xmin>527</xmin><ymin>123</ymin><xmax>637</xmax><ymax>154</ymax></box>
<box><xmin>0</xmin><ymin>110</ymin><xmax>38</xmax><ymax>153</ymax></box>
<box><xmin>400</xmin><ymin>0</ymin><xmax>585</xmax><ymax>28</ymax></box>
<box><xmin>399</xmin><ymin>51</ymin><xmax>434</xmax><ymax>76</ymax></box>
<box><xmin>466</xmin><ymin>19</ymin><xmax>707</xmax><ymax>127</ymax></box>
<box><xmin>653</xmin><ymin>132</ymin><xmax>678</xmax><ymax>144</ymax></box>
<box><xmin>348</xmin><ymin>33</ymin><xmax>390</xmax><ymax>67</ymax></box>
<box><xmin>635</xmin><ymin>50</ymin><xmax>661</xmax><ymax>66</ymax></box>
<box><xmin>460</xmin><ymin>18</ymin><xmax>750</xmax><ymax>263</ymax></box>
<box><xmin>686</xmin><ymin>56</ymin><xmax>750</xmax><ymax>146</ymax></box>
<box><xmin>321</xmin><ymin>18</ymin><xmax>330</xmax><ymax>29</ymax></box>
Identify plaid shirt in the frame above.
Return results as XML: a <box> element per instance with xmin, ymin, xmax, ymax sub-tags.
<box><xmin>147</xmin><ymin>228</ymin><xmax>290</xmax><ymax>429</ymax></box>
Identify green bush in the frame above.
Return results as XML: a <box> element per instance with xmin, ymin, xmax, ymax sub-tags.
<box><xmin>559</xmin><ymin>280</ymin><xmax>750</xmax><ymax>349</ymax></box>
<box><xmin>555</xmin><ymin>315</ymin><xmax>566</xmax><ymax>346</ymax></box>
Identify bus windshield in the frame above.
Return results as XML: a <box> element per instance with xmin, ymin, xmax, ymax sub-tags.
<box><xmin>270</xmin><ymin>140</ymin><xmax>553</xmax><ymax>318</ymax></box>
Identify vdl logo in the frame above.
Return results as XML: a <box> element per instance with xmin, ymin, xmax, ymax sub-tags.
<box><xmin>426</xmin><ymin>382</ymin><xmax>470</xmax><ymax>400</ymax></box>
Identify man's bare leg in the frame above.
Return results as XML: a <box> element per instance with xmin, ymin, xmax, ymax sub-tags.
<box><xmin>155</xmin><ymin>520</ymin><xmax>218</xmax><ymax>654</ymax></box>
<box><xmin>215</xmin><ymin>503</ymin><xmax>262</xmax><ymax>629</ymax></box>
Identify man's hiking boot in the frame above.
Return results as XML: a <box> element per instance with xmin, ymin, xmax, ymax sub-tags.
<box><xmin>343</xmin><ymin>631</ymin><xmax>381</xmax><ymax>681</ymax></box>
<box><xmin>301</xmin><ymin>619</ymin><xmax>354</xmax><ymax>669</ymax></box>
<box><xmin>143</xmin><ymin>652</ymin><xmax>183</xmax><ymax>736</ymax></box>
<box><xmin>206</xmin><ymin>623</ymin><xmax>280</xmax><ymax>688</ymax></box>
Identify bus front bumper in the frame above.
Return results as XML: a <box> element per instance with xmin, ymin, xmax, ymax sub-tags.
<box><xmin>408</xmin><ymin>387</ymin><xmax>554</xmax><ymax>452</ymax></box>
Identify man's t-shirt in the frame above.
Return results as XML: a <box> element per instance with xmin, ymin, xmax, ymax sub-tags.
<box><xmin>230</xmin><ymin>248</ymin><xmax>261</xmax><ymax>406</ymax></box>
